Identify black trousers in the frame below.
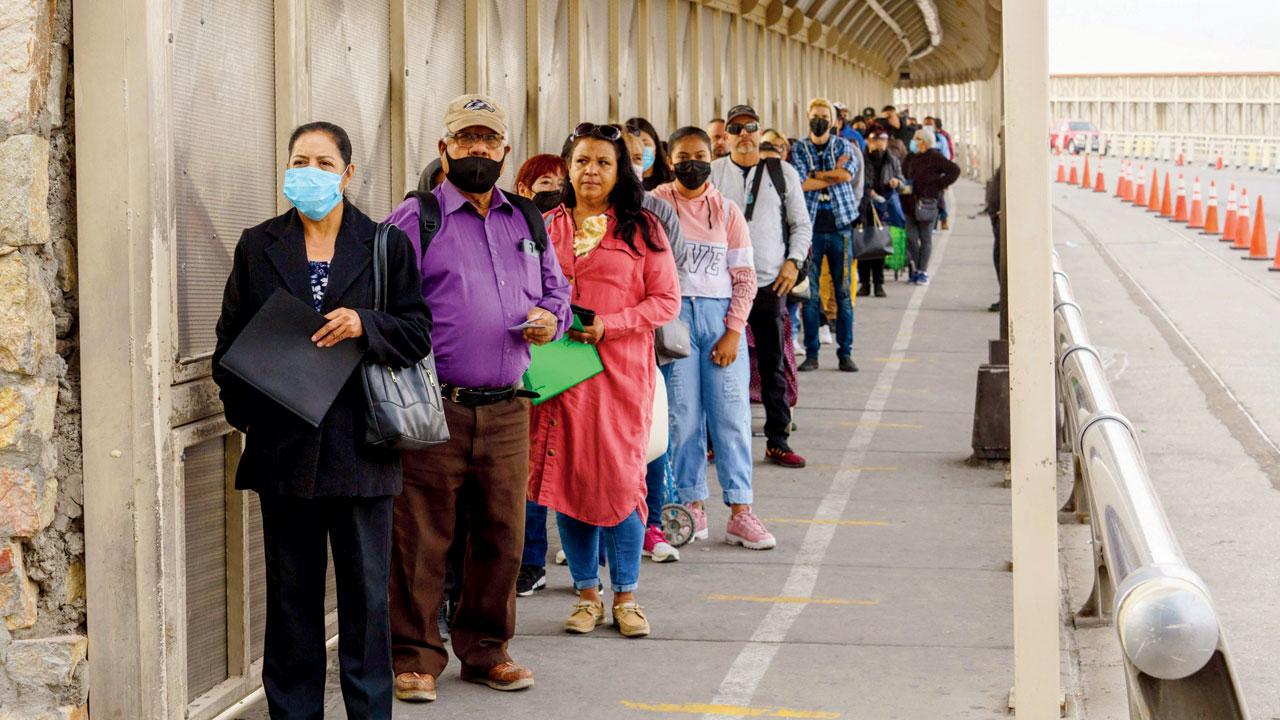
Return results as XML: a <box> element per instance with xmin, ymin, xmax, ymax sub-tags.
<box><xmin>747</xmin><ymin>286</ymin><xmax>791</xmax><ymax>449</ymax></box>
<box><xmin>857</xmin><ymin>257</ymin><xmax>885</xmax><ymax>287</ymax></box>
<box><xmin>259</xmin><ymin>492</ymin><xmax>394</xmax><ymax>720</ymax></box>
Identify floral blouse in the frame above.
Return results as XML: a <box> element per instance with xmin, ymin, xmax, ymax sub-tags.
<box><xmin>308</xmin><ymin>261</ymin><xmax>330</xmax><ymax>311</ymax></box>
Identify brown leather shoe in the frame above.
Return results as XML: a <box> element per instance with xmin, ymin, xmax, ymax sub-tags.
<box><xmin>394</xmin><ymin>672</ymin><xmax>437</xmax><ymax>702</ymax></box>
<box><xmin>461</xmin><ymin>660</ymin><xmax>535</xmax><ymax>691</ymax></box>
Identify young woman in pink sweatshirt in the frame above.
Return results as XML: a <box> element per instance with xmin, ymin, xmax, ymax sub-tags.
<box><xmin>651</xmin><ymin>127</ymin><xmax>777</xmax><ymax>551</ymax></box>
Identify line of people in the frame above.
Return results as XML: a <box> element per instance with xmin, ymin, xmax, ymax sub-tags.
<box><xmin>212</xmin><ymin>91</ymin><xmax>960</xmax><ymax>718</ymax></box>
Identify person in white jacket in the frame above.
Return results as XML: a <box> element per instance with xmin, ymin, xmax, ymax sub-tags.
<box><xmin>709</xmin><ymin>104</ymin><xmax>813</xmax><ymax>469</ymax></box>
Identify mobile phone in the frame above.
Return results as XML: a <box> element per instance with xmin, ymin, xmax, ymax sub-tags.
<box><xmin>571</xmin><ymin>304</ymin><xmax>596</xmax><ymax>329</ymax></box>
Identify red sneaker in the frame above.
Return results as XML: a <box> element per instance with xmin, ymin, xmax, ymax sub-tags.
<box><xmin>765</xmin><ymin>445</ymin><xmax>807</xmax><ymax>468</ymax></box>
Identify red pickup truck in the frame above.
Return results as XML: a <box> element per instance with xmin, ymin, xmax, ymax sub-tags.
<box><xmin>1049</xmin><ymin>119</ymin><xmax>1109</xmax><ymax>155</ymax></box>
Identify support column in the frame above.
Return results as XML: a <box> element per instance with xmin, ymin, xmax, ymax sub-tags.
<box><xmin>1003</xmin><ymin>0</ymin><xmax>1060</xmax><ymax>716</ymax></box>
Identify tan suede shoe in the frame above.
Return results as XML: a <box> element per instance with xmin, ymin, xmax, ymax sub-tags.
<box><xmin>612</xmin><ymin>602</ymin><xmax>650</xmax><ymax>638</ymax></box>
<box><xmin>460</xmin><ymin>660</ymin><xmax>535</xmax><ymax>691</ymax></box>
<box><xmin>394</xmin><ymin>672</ymin><xmax>436</xmax><ymax>702</ymax></box>
<box><xmin>564</xmin><ymin>599</ymin><xmax>605</xmax><ymax>634</ymax></box>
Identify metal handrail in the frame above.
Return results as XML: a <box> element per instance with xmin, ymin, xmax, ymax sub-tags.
<box><xmin>1052</xmin><ymin>254</ymin><xmax>1250</xmax><ymax>718</ymax></box>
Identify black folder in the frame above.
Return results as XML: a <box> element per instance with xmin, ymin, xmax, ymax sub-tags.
<box><xmin>218</xmin><ymin>288</ymin><xmax>364</xmax><ymax>427</ymax></box>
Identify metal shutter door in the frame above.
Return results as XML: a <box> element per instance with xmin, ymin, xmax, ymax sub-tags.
<box><xmin>487</xmin><ymin>0</ymin><xmax>526</xmax><ymax>180</ymax></box>
<box><xmin>309</xmin><ymin>0</ymin><xmax>393</xmax><ymax>219</ymax></box>
<box><xmin>405</xmin><ymin>0</ymin><xmax>465</xmax><ymax>192</ymax></box>
<box><xmin>538</xmin><ymin>0</ymin><xmax>570</xmax><ymax>154</ymax></box>
<box><xmin>172</xmin><ymin>0</ymin><xmax>276</xmax><ymax>361</ymax></box>
<box><xmin>183</xmin><ymin>436</ymin><xmax>229</xmax><ymax>699</ymax></box>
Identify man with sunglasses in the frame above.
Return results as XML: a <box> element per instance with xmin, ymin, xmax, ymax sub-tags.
<box><xmin>383</xmin><ymin>93</ymin><xmax>572</xmax><ymax>703</ymax></box>
<box><xmin>709</xmin><ymin>105</ymin><xmax>812</xmax><ymax>468</ymax></box>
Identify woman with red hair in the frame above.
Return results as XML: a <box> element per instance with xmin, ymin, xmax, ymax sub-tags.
<box><xmin>515</xmin><ymin>154</ymin><xmax>568</xmax><ymax>213</ymax></box>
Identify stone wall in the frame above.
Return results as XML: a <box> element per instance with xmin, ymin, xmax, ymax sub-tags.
<box><xmin>0</xmin><ymin>0</ymin><xmax>87</xmax><ymax>717</ymax></box>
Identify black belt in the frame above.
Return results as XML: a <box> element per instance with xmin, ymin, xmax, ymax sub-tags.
<box><xmin>442</xmin><ymin>383</ymin><xmax>538</xmax><ymax>407</ymax></box>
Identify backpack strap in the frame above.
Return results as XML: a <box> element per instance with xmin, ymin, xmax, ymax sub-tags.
<box><xmin>404</xmin><ymin>190</ymin><xmax>441</xmax><ymax>258</ymax></box>
<box><xmin>505</xmin><ymin>193</ymin><xmax>550</xmax><ymax>253</ymax></box>
<box><xmin>404</xmin><ymin>188</ymin><xmax>548</xmax><ymax>258</ymax></box>
<box><xmin>743</xmin><ymin>161</ymin><xmax>769</xmax><ymax>222</ymax></box>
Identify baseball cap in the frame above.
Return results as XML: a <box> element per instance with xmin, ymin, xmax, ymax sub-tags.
<box><xmin>444</xmin><ymin>93</ymin><xmax>508</xmax><ymax>136</ymax></box>
<box><xmin>725</xmin><ymin>104</ymin><xmax>759</xmax><ymax>123</ymax></box>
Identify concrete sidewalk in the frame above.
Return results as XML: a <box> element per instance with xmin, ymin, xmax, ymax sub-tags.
<box><xmin>236</xmin><ymin>181</ymin><xmax>1014</xmax><ymax>719</ymax></box>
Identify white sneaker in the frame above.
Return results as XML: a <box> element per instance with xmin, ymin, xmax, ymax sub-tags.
<box><xmin>792</xmin><ymin>337</ymin><xmax>804</xmax><ymax>356</ymax></box>
<box><xmin>554</xmin><ymin>549</ymin><xmax>567</xmax><ymax>565</ymax></box>
<box><xmin>819</xmin><ymin>326</ymin><xmax>834</xmax><ymax>345</ymax></box>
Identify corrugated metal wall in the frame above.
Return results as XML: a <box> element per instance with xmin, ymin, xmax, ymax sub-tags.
<box><xmin>405</xmin><ymin>0</ymin><xmax>466</xmax><ymax>190</ymax></box>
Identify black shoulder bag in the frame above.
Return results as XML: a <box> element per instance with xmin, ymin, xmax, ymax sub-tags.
<box><xmin>362</xmin><ymin>223</ymin><xmax>450</xmax><ymax>450</ymax></box>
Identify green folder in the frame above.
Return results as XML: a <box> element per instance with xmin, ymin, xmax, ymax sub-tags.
<box><xmin>522</xmin><ymin>314</ymin><xmax>604</xmax><ymax>405</ymax></box>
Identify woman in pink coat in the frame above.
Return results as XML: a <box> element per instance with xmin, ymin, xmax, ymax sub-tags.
<box><xmin>528</xmin><ymin>123</ymin><xmax>680</xmax><ymax>638</ymax></box>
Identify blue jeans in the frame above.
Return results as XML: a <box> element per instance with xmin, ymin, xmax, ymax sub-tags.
<box><xmin>645</xmin><ymin>452</ymin><xmax>667</xmax><ymax>527</ymax></box>
<box><xmin>522</xmin><ymin>500</ymin><xmax>548</xmax><ymax>567</ymax></box>
<box><xmin>556</xmin><ymin>510</ymin><xmax>644</xmax><ymax>592</ymax></box>
<box><xmin>788</xmin><ymin>300</ymin><xmax>801</xmax><ymax>345</ymax></box>
<box><xmin>663</xmin><ymin>297</ymin><xmax>754</xmax><ymax>507</ymax></box>
<box><xmin>803</xmin><ymin>228</ymin><xmax>855</xmax><ymax>358</ymax></box>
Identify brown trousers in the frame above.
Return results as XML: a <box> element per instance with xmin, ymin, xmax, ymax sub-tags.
<box><xmin>389</xmin><ymin>398</ymin><xmax>529</xmax><ymax>676</ymax></box>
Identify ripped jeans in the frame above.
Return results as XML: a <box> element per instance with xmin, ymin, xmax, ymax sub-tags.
<box><xmin>661</xmin><ymin>297</ymin><xmax>754</xmax><ymax>507</ymax></box>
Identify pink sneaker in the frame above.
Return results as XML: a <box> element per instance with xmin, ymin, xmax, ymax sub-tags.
<box><xmin>725</xmin><ymin>510</ymin><xmax>777</xmax><ymax>550</ymax></box>
<box><xmin>641</xmin><ymin>525</ymin><xmax>680</xmax><ymax>563</ymax></box>
<box><xmin>686</xmin><ymin>503</ymin><xmax>709</xmax><ymax>541</ymax></box>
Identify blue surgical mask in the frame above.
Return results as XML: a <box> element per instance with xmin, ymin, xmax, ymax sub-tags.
<box><xmin>909</xmin><ymin>139</ymin><xmax>918</xmax><ymax>153</ymax></box>
<box><xmin>641</xmin><ymin>146</ymin><xmax>656</xmax><ymax>172</ymax></box>
<box><xmin>283</xmin><ymin>166</ymin><xmax>345</xmax><ymax>221</ymax></box>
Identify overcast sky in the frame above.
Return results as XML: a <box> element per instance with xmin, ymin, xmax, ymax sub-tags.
<box><xmin>1048</xmin><ymin>0</ymin><xmax>1280</xmax><ymax>74</ymax></box>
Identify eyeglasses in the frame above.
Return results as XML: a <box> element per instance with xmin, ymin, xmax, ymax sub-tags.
<box><xmin>573</xmin><ymin>122</ymin><xmax>623</xmax><ymax>142</ymax></box>
<box><xmin>447</xmin><ymin>130</ymin><xmax>505</xmax><ymax>149</ymax></box>
<box><xmin>726</xmin><ymin>121</ymin><xmax>760</xmax><ymax>135</ymax></box>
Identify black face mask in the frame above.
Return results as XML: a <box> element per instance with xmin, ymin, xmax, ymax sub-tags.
<box><xmin>809</xmin><ymin>117</ymin><xmax>831</xmax><ymax>137</ymax></box>
<box><xmin>673</xmin><ymin>160</ymin><xmax>712</xmax><ymax>190</ymax></box>
<box><xmin>531</xmin><ymin>189</ymin><xmax>563</xmax><ymax>213</ymax></box>
<box><xmin>446</xmin><ymin>154</ymin><xmax>504</xmax><ymax>194</ymax></box>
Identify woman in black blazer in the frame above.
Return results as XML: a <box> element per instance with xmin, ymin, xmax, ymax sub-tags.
<box><xmin>212</xmin><ymin>121</ymin><xmax>431</xmax><ymax>720</ymax></box>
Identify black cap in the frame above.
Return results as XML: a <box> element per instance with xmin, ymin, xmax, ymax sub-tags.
<box><xmin>862</xmin><ymin>106</ymin><xmax>877</xmax><ymax>118</ymax></box>
<box><xmin>725</xmin><ymin>104</ymin><xmax>759</xmax><ymax>122</ymax></box>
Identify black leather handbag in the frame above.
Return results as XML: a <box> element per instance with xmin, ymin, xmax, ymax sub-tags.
<box><xmin>362</xmin><ymin>223</ymin><xmax>450</xmax><ymax>450</ymax></box>
<box><xmin>853</xmin><ymin>202</ymin><xmax>894</xmax><ymax>261</ymax></box>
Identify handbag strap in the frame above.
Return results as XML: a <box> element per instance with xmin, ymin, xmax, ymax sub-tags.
<box><xmin>373</xmin><ymin>223</ymin><xmax>390</xmax><ymax>312</ymax></box>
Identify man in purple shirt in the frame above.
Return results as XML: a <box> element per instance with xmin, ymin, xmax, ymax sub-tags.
<box><xmin>385</xmin><ymin>93</ymin><xmax>571</xmax><ymax>703</ymax></box>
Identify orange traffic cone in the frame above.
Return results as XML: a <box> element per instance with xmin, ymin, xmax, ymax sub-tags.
<box><xmin>1244</xmin><ymin>196</ymin><xmax>1270</xmax><ymax>260</ymax></box>
<box><xmin>1133</xmin><ymin>166</ymin><xmax>1148</xmax><ymax>207</ymax></box>
<box><xmin>1082</xmin><ymin>154</ymin><xmax>1093</xmax><ymax>188</ymax></box>
<box><xmin>1269</xmin><ymin>232</ymin><xmax>1280</xmax><ymax>271</ymax></box>
<box><xmin>1068</xmin><ymin>156</ymin><xmax>1079</xmax><ymax>185</ymax></box>
<box><xmin>1147</xmin><ymin>169</ymin><xmax>1161</xmax><ymax>212</ymax></box>
<box><xmin>1172</xmin><ymin>174</ymin><xmax>1188</xmax><ymax>222</ymax></box>
<box><xmin>1231</xmin><ymin>188</ymin><xmax>1251</xmax><ymax>250</ymax></box>
<box><xmin>1176</xmin><ymin>150</ymin><xmax>1185</xmax><ymax>166</ymax></box>
<box><xmin>1094</xmin><ymin>166</ymin><xmax>1106</xmax><ymax>193</ymax></box>
<box><xmin>1116</xmin><ymin>162</ymin><xmax>1129</xmax><ymax>199</ymax></box>
<box><xmin>1215</xmin><ymin>154</ymin><xmax>1224</xmax><ymax>170</ymax></box>
<box><xmin>1188</xmin><ymin>177</ymin><xmax>1205</xmax><ymax>228</ymax></box>
<box><xmin>1056</xmin><ymin>155</ymin><xmax>1066</xmax><ymax>183</ymax></box>
<box><xmin>1158</xmin><ymin>172</ymin><xmax>1174</xmax><ymax>217</ymax></box>
<box><xmin>1201</xmin><ymin>181</ymin><xmax>1220</xmax><ymax>235</ymax></box>
<box><xmin>1223</xmin><ymin>185</ymin><xmax>1238</xmax><ymax>242</ymax></box>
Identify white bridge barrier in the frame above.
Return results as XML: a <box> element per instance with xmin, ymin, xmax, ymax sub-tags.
<box><xmin>1053</xmin><ymin>255</ymin><xmax>1250</xmax><ymax>719</ymax></box>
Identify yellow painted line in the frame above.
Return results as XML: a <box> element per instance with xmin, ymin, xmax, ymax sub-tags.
<box><xmin>874</xmin><ymin>356</ymin><xmax>917</xmax><ymax>363</ymax></box>
<box><xmin>808</xmin><ymin>464</ymin><xmax>898</xmax><ymax>473</ymax></box>
<box><xmin>840</xmin><ymin>420</ymin><xmax>926</xmax><ymax>429</ymax></box>
<box><xmin>705</xmin><ymin>594</ymin><xmax>879</xmax><ymax>606</ymax></box>
<box><xmin>762</xmin><ymin>517</ymin><xmax>891</xmax><ymax>527</ymax></box>
<box><xmin>620</xmin><ymin>700</ymin><xmax>841</xmax><ymax>718</ymax></box>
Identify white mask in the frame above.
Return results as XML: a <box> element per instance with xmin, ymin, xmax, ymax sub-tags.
<box><xmin>633</xmin><ymin>164</ymin><xmax>645</xmax><ymax>181</ymax></box>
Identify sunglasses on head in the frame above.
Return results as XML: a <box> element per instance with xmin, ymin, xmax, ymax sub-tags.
<box><xmin>573</xmin><ymin>122</ymin><xmax>623</xmax><ymax>142</ymax></box>
<box><xmin>726</xmin><ymin>121</ymin><xmax>760</xmax><ymax>135</ymax></box>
